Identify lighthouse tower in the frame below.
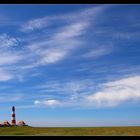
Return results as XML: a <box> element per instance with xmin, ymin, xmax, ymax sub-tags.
<box><xmin>11</xmin><ymin>106</ymin><xmax>16</xmax><ymax>125</ymax></box>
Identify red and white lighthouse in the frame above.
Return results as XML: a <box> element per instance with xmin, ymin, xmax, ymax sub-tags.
<box><xmin>11</xmin><ymin>106</ymin><xmax>16</xmax><ymax>125</ymax></box>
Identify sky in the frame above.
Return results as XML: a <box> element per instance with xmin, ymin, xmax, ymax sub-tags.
<box><xmin>0</xmin><ymin>4</ymin><xmax>140</xmax><ymax>127</ymax></box>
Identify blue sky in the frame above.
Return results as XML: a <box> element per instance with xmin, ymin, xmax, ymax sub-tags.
<box><xmin>0</xmin><ymin>4</ymin><xmax>140</xmax><ymax>127</ymax></box>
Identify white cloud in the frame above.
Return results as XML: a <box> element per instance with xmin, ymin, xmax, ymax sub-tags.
<box><xmin>0</xmin><ymin>52</ymin><xmax>23</xmax><ymax>66</ymax></box>
<box><xmin>54</xmin><ymin>22</ymin><xmax>88</xmax><ymax>40</ymax></box>
<box><xmin>33</xmin><ymin>76</ymin><xmax>140</xmax><ymax>108</ymax></box>
<box><xmin>43</xmin><ymin>100</ymin><xmax>59</xmax><ymax>106</ymax></box>
<box><xmin>35</xmin><ymin>79</ymin><xmax>95</xmax><ymax>108</ymax></box>
<box><xmin>20</xmin><ymin>5</ymin><xmax>108</xmax><ymax>33</ymax></box>
<box><xmin>86</xmin><ymin>76</ymin><xmax>140</xmax><ymax>107</ymax></box>
<box><xmin>83</xmin><ymin>46</ymin><xmax>112</xmax><ymax>58</ymax></box>
<box><xmin>0</xmin><ymin>21</ymin><xmax>89</xmax><ymax>82</ymax></box>
<box><xmin>0</xmin><ymin>69</ymin><xmax>13</xmax><ymax>81</ymax></box>
<box><xmin>0</xmin><ymin>33</ymin><xmax>23</xmax><ymax>67</ymax></box>
<box><xmin>24</xmin><ymin>21</ymin><xmax>88</xmax><ymax>68</ymax></box>
<box><xmin>0</xmin><ymin>34</ymin><xmax>24</xmax><ymax>82</ymax></box>
<box><xmin>34</xmin><ymin>100</ymin><xmax>41</xmax><ymax>105</ymax></box>
<box><xmin>37</xmin><ymin>22</ymin><xmax>87</xmax><ymax>65</ymax></box>
<box><xmin>38</xmin><ymin>79</ymin><xmax>94</xmax><ymax>94</ymax></box>
<box><xmin>34</xmin><ymin>99</ymin><xmax>60</xmax><ymax>107</ymax></box>
<box><xmin>20</xmin><ymin>17</ymin><xmax>50</xmax><ymax>32</ymax></box>
<box><xmin>0</xmin><ymin>22</ymin><xmax>88</xmax><ymax>80</ymax></box>
<box><xmin>0</xmin><ymin>33</ymin><xmax>18</xmax><ymax>48</ymax></box>
<box><xmin>18</xmin><ymin>5</ymin><xmax>111</xmax><ymax>72</ymax></box>
<box><xmin>38</xmin><ymin>49</ymin><xmax>68</xmax><ymax>65</ymax></box>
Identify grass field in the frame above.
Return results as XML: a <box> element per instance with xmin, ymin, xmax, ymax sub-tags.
<box><xmin>0</xmin><ymin>126</ymin><xmax>140</xmax><ymax>136</ymax></box>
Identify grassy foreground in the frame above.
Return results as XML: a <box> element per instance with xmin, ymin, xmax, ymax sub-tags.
<box><xmin>0</xmin><ymin>126</ymin><xmax>140</xmax><ymax>136</ymax></box>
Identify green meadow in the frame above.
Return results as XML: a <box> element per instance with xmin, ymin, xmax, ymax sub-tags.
<box><xmin>0</xmin><ymin>126</ymin><xmax>140</xmax><ymax>136</ymax></box>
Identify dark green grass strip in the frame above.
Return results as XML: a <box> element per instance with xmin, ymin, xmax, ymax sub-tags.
<box><xmin>0</xmin><ymin>126</ymin><xmax>140</xmax><ymax>136</ymax></box>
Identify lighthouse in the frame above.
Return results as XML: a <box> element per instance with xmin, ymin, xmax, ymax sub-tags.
<box><xmin>11</xmin><ymin>106</ymin><xmax>16</xmax><ymax>125</ymax></box>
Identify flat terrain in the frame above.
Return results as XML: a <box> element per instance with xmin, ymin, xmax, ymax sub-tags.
<box><xmin>0</xmin><ymin>126</ymin><xmax>140</xmax><ymax>136</ymax></box>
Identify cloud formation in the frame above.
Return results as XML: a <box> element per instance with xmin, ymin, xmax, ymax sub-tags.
<box><xmin>20</xmin><ymin>5</ymin><xmax>107</xmax><ymax>33</ymax></box>
<box><xmin>21</xmin><ymin>20</ymin><xmax>89</xmax><ymax>69</ymax></box>
<box><xmin>1</xmin><ymin>5</ymin><xmax>140</xmax><ymax>112</ymax></box>
<box><xmin>0</xmin><ymin>69</ymin><xmax>13</xmax><ymax>81</ymax></box>
<box><xmin>86</xmin><ymin>76</ymin><xmax>140</xmax><ymax>107</ymax></box>
<box><xmin>34</xmin><ymin>75</ymin><xmax>140</xmax><ymax>108</ymax></box>
<box><xmin>0</xmin><ymin>5</ymin><xmax>112</xmax><ymax>83</ymax></box>
<box><xmin>34</xmin><ymin>99</ymin><xmax>60</xmax><ymax>107</ymax></box>
<box><xmin>0</xmin><ymin>33</ymin><xmax>18</xmax><ymax>48</ymax></box>
<box><xmin>82</xmin><ymin>45</ymin><xmax>113</xmax><ymax>58</ymax></box>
